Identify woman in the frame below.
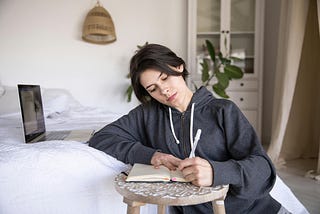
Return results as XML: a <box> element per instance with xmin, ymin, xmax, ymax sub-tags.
<box><xmin>89</xmin><ymin>44</ymin><xmax>285</xmax><ymax>213</ymax></box>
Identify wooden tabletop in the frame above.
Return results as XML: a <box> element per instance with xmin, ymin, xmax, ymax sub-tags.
<box><xmin>114</xmin><ymin>173</ymin><xmax>229</xmax><ymax>206</ymax></box>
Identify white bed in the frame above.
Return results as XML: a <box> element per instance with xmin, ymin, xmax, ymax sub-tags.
<box><xmin>0</xmin><ymin>85</ymin><xmax>309</xmax><ymax>214</ymax></box>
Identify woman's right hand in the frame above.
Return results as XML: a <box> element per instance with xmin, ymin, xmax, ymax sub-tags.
<box><xmin>151</xmin><ymin>152</ymin><xmax>181</xmax><ymax>170</ymax></box>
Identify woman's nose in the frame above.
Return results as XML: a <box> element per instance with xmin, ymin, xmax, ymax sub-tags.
<box><xmin>160</xmin><ymin>87</ymin><xmax>169</xmax><ymax>95</ymax></box>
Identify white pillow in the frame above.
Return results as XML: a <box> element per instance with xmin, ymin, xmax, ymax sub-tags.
<box><xmin>0</xmin><ymin>83</ymin><xmax>5</xmax><ymax>97</ymax></box>
<box><xmin>42</xmin><ymin>88</ymin><xmax>81</xmax><ymax>117</ymax></box>
<box><xmin>0</xmin><ymin>86</ymin><xmax>82</xmax><ymax>117</ymax></box>
<box><xmin>0</xmin><ymin>86</ymin><xmax>20</xmax><ymax>115</ymax></box>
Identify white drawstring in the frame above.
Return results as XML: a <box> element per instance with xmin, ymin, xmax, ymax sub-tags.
<box><xmin>169</xmin><ymin>103</ymin><xmax>200</xmax><ymax>151</ymax></box>
<box><xmin>169</xmin><ymin>107</ymin><xmax>180</xmax><ymax>144</ymax></box>
<box><xmin>190</xmin><ymin>103</ymin><xmax>195</xmax><ymax>150</ymax></box>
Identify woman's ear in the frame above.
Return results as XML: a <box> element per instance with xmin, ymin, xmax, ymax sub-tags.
<box><xmin>177</xmin><ymin>64</ymin><xmax>184</xmax><ymax>73</ymax></box>
<box><xmin>168</xmin><ymin>64</ymin><xmax>184</xmax><ymax>73</ymax></box>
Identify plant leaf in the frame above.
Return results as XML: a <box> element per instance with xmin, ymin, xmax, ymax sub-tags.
<box><xmin>229</xmin><ymin>56</ymin><xmax>243</xmax><ymax>61</ymax></box>
<box><xmin>137</xmin><ymin>41</ymin><xmax>149</xmax><ymax>49</ymax></box>
<box><xmin>224</xmin><ymin>58</ymin><xmax>232</xmax><ymax>65</ymax></box>
<box><xmin>205</xmin><ymin>40</ymin><xmax>215</xmax><ymax>63</ymax></box>
<box><xmin>212</xmin><ymin>84</ymin><xmax>229</xmax><ymax>98</ymax></box>
<box><xmin>224</xmin><ymin>65</ymin><xmax>244</xmax><ymax>79</ymax></box>
<box><xmin>126</xmin><ymin>85</ymin><xmax>133</xmax><ymax>102</ymax></box>
<box><xmin>216</xmin><ymin>72</ymin><xmax>229</xmax><ymax>89</ymax></box>
<box><xmin>217</xmin><ymin>52</ymin><xmax>225</xmax><ymax>65</ymax></box>
<box><xmin>201</xmin><ymin>59</ymin><xmax>210</xmax><ymax>83</ymax></box>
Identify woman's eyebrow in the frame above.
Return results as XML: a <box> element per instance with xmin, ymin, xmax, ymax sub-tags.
<box><xmin>145</xmin><ymin>73</ymin><xmax>163</xmax><ymax>90</ymax></box>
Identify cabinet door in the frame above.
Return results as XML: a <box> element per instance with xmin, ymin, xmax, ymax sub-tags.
<box><xmin>196</xmin><ymin>0</ymin><xmax>257</xmax><ymax>75</ymax></box>
<box><xmin>188</xmin><ymin>0</ymin><xmax>264</xmax><ymax>138</ymax></box>
<box><xmin>230</xmin><ymin>0</ymin><xmax>256</xmax><ymax>74</ymax></box>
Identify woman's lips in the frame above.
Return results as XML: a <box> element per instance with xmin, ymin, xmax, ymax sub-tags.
<box><xmin>167</xmin><ymin>92</ymin><xmax>177</xmax><ymax>102</ymax></box>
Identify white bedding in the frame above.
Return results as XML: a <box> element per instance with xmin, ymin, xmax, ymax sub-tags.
<box><xmin>0</xmin><ymin>141</ymin><xmax>128</xmax><ymax>214</ymax></box>
<box><xmin>0</xmin><ymin>107</ymin><xmax>159</xmax><ymax>213</ymax></box>
<box><xmin>0</xmin><ymin>87</ymin><xmax>309</xmax><ymax>214</ymax></box>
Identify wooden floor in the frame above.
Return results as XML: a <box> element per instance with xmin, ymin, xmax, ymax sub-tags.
<box><xmin>277</xmin><ymin>158</ymin><xmax>320</xmax><ymax>214</ymax></box>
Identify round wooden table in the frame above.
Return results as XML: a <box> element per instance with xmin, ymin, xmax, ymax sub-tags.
<box><xmin>114</xmin><ymin>173</ymin><xmax>229</xmax><ymax>214</ymax></box>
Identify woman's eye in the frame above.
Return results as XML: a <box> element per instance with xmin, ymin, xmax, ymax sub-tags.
<box><xmin>149</xmin><ymin>88</ymin><xmax>156</xmax><ymax>93</ymax></box>
<box><xmin>161</xmin><ymin>75</ymin><xmax>168</xmax><ymax>81</ymax></box>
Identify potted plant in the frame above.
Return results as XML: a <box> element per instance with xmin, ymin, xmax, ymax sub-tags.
<box><xmin>193</xmin><ymin>40</ymin><xmax>244</xmax><ymax>98</ymax></box>
<box><xmin>125</xmin><ymin>40</ymin><xmax>244</xmax><ymax>101</ymax></box>
<box><xmin>125</xmin><ymin>42</ymin><xmax>148</xmax><ymax>102</ymax></box>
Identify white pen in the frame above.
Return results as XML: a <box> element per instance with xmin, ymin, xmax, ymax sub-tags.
<box><xmin>189</xmin><ymin>129</ymin><xmax>202</xmax><ymax>158</ymax></box>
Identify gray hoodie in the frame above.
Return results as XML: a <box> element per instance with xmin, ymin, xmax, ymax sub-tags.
<box><xmin>89</xmin><ymin>87</ymin><xmax>281</xmax><ymax>213</ymax></box>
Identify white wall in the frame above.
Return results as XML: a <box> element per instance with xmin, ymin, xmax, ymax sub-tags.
<box><xmin>0</xmin><ymin>0</ymin><xmax>187</xmax><ymax>114</ymax></box>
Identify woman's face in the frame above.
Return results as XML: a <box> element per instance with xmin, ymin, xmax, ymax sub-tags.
<box><xmin>139</xmin><ymin>65</ymin><xmax>193</xmax><ymax>112</ymax></box>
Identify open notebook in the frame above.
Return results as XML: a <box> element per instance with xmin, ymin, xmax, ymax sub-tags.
<box><xmin>126</xmin><ymin>163</ymin><xmax>188</xmax><ymax>183</ymax></box>
<box><xmin>18</xmin><ymin>84</ymin><xmax>95</xmax><ymax>143</ymax></box>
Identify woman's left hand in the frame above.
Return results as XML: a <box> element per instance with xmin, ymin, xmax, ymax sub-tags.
<box><xmin>151</xmin><ymin>151</ymin><xmax>182</xmax><ymax>170</ymax></box>
<box><xmin>178</xmin><ymin>157</ymin><xmax>213</xmax><ymax>187</ymax></box>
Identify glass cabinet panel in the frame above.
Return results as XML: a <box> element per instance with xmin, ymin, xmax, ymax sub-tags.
<box><xmin>230</xmin><ymin>0</ymin><xmax>255</xmax><ymax>73</ymax></box>
<box><xmin>230</xmin><ymin>0</ymin><xmax>255</xmax><ymax>31</ymax></box>
<box><xmin>197</xmin><ymin>0</ymin><xmax>220</xmax><ymax>32</ymax></box>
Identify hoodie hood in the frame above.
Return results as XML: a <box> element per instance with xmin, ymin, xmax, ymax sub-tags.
<box><xmin>190</xmin><ymin>86</ymin><xmax>215</xmax><ymax>109</ymax></box>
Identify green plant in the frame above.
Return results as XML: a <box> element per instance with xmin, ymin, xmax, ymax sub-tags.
<box><xmin>125</xmin><ymin>42</ymin><xmax>149</xmax><ymax>102</ymax></box>
<box><xmin>125</xmin><ymin>74</ymin><xmax>133</xmax><ymax>102</ymax></box>
<box><xmin>193</xmin><ymin>40</ymin><xmax>244</xmax><ymax>98</ymax></box>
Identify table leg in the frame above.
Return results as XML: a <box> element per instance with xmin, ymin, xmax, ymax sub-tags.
<box><xmin>212</xmin><ymin>199</ymin><xmax>226</xmax><ymax>214</ymax></box>
<box><xmin>157</xmin><ymin>204</ymin><xmax>166</xmax><ymax>214</ymax></box>
<box><xmin>317</xmin><ymin>136</ymin><xmax>320</xmax><ymax>174</ymax></box>
<box><xmin>123</xmin><ymin>197</ymin><xmax>146</xmax><ymax>214</ymax></box>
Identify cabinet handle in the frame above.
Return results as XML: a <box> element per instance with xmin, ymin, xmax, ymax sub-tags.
<box><xmin>240</xmin><ymin>83</ymin><xmax>244</xmax><ymax>87</ymax></box>
<box><xmin>240</xmin><ymin>98</ymin><xmax>244</xmax><ymax>102</ymax></box>
<box><xmin>221</xmin><ymin>30</ymin><xmax>225</xmax><ymax>33</ymax></box>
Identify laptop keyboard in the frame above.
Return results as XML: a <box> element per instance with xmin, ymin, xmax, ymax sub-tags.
<box><xmin>41</xmin><ymin>131</ymin><xmax>70</xmax><ymax>141</ymax></box>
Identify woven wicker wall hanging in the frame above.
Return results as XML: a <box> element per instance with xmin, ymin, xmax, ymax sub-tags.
<box><xmin>82</xmin><ymin>1</ymin><xmax>116</xmax><ymax>44</ymax></box>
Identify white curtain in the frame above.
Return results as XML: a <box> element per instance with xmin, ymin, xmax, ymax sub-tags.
<box><xmin>267</xmin><ymin>0</ymin><xmax>320</xmax><ymax>168</ymax></box>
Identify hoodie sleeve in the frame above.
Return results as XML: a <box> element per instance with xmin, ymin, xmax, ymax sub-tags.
<box><xmin>210</xmin><ymin>101</ymin><xmax>276</xmax><ymax>200</ymax></box>
<box><xmin>88</xmin><ymin>105</ymin><xmax>157</xmax><ymax>165</ymax></box>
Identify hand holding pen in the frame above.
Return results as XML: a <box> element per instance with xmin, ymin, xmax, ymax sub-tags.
<box><xmin>178</xmin><ymin>129</ymin><xmax>213</xmax><ymax>187</ymax></box>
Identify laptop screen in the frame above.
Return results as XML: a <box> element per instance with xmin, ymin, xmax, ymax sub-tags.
<box><xmin>18</xmin><ymin>85</ymin><xmax>46</xmax><ymax>143</ymax></box>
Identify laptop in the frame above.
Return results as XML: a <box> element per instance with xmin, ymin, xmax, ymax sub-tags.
<box><xmin>18</xmin><ymin>84</ymin><xmax>95</xmax><ymax>143</ymax></box>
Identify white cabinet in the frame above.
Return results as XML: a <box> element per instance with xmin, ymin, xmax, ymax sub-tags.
<box><xmin>187</xmin><ymin>0</ymin><xmax>265</xmax><ymax>137</ymax></box>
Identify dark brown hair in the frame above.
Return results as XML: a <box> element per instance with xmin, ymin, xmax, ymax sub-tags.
<box><xmin>129</xmin><ymin>44</ymin><xmax>189</xmax><ymax>104</ymax></box>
